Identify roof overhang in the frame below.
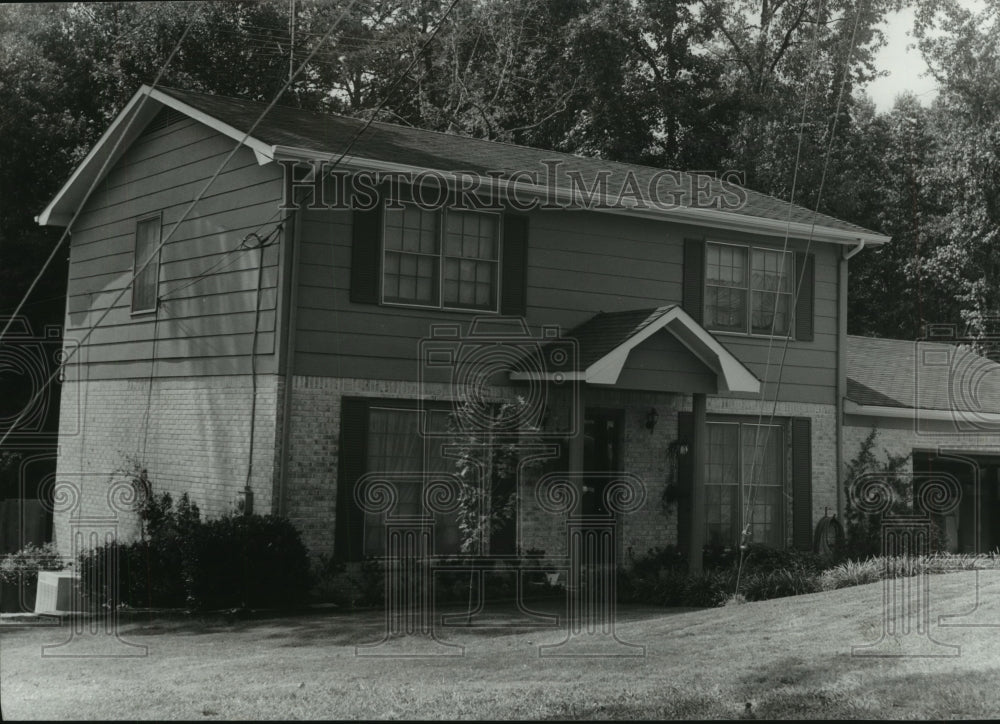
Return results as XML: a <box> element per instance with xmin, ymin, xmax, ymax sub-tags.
<box><xmin>37</xmin><ymin>85</ymin><xmax>273</xmax><ymax>227</ymax></box>
<box><xmin>272</xmin><ymin>145</ymin><xmax>890</xmax><ymax>246</ymax></box>
<box><xmin>844</xmin><ymin>399</ymin><xmax>1000</xmax><ymax>423</ymax></box>
<box><xmin>510</xmin><ymin>306</ymin><xmax>761</xmax><ymax>394</ymax></box>
<box><xmin>37</xmin><ymin>85</ymin><xmax>891</xmax><ymax>248</ymax></box>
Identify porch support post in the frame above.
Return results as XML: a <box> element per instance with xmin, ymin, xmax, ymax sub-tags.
<box><xmin>569</xmin><ymin>392</ymin><xmax>586</xmax><ymax>515</ymax></box>
<box><xmin>688</xmin><ymin>392</ymin><xmax>707</xmax><ymax>573</ymax></box>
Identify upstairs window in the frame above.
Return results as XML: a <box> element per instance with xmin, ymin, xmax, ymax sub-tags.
<box><xmin>705</xmin><ymin>242</ymin><xmax>792</xmax><ymax>336</ymax></box>
<box><xmin>381</xmin><ymin>203</ymin><xmax>500</xmax><ymax>312</ymax></box>
<box><xmin>132</xmin><ymin>215</ymin><xmax>162</xmax><ymax>314</ymax></box>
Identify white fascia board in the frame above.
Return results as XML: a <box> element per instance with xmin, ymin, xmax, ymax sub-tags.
<box><xmin>509</xmin><ymin>371</ymin><xmax>586</xmax><ymax>381</ymax></box>
<box><xmin>148</xmin><ymin>88</ymin><xmax>273</xmax><ymax>165</ymax></box>
<box><xmin>844</xmin><ymin>399</ymin><xmax>1000</xmax><ymax>422</ymax></box>
<box><xmin>509</xmin><ymin>306</ymin><xmax>761</xmax><ymax>394</ymax></box>
<box><xmin>38</xmin><ymin>85</ymin><xmax>275</xmax><ymax>227</ymax></box>
<box><xmin>271</xmin><ymin>145</ymin><xmax>890</xmax><ymax>246</ymax></box>
<box><xmin>38</xmin><ymin>89</ymin><xmax>155</xmax><ymax>226</ymax></box>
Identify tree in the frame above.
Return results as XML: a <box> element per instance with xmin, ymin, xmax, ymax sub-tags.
<box><xmin>698</xmin><ymin>0</ymin><xmax>899</xmax><ymax>205</ymax></box>
<box><xmin>841</xmin><ymin>428</ymin><xmax>911</xmax><ymax>559</ymax></box>
<box><xmin>448</xmin><ymin>396</ymin><xmax>545</xmax><ymax>623</ymax></box>
<box><xmin>906</xmin><ymin>0</ymin><xmax>1000</xmax><ymax>340</ymax></box>
<box><xmin>847</xmin><ymin>93</ymin><xmax>950</xmax><ymax>338</ymax></box>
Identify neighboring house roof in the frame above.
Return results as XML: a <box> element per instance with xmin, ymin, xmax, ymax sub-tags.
<box><xmin>510</xmin><ymin>305</ymin><xmax>760</xmax><ymax>393</ymax></box>
<box><xmin>38</xmin><ymin>85</ymin><xmax>891</xmax><ymax>247</ymax></box>
<box><xmin>846</xmin><ymin>335</ymin><xmax>1000</xmax><ymax>419</ymax></box>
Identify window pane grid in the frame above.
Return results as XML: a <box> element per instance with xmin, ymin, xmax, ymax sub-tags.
<box><xmin>364</xmin><ymin>408</ymin><xmax>461</xmax><ymax>557</ymax></box>
<box><xmin>704</xmin><ymin>422</ymin><xmax>785</xmax><ymax>550</ymax></box>
<box><xmin>750</xmin><ymin>249</ymin><xmax>792</xmax><ymax>335</ymax></box>
<box><xmin>706</xmin><ymin>244</ymin><xmax>748</xmax><ymax>332</ymax></box>
<box><xmin>383</xmin><ymin>250</ymin><xmax>438</xmax><ymax>304</ymax></box>
<box><xmin>706</xmin><ymin>243</ymin><xmax>795</xmax><ymax>336</ymax></box>
<box><xmin>383</xmin><ymin>204</ymin><xmax>498</xmax><ymax>310</ymax></box>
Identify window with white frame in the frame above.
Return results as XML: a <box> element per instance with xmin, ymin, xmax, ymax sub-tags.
<box><xmin>705</xmin><ymin>242</ymin><xmax>792</xmax><ymax>335</ymax></box>
<box><xmin>704</xmin><ymin>421</ymin><xmax>785</xmax><ymax>549</ymax></box>
<box><xmin>382</xmin><ymin>202</ymin><xmax>499</xmax><ymax>311</ymax></box>
<box><xmin>132</xmin><ymin>215</ymin><xmax>162</xmax><ymax>314</ymax></box>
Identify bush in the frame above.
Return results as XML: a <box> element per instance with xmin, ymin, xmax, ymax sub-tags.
<box><xmin>683</xmin><ymin>571</ymin><xmax>733</xmax><ymax>608</ymax></box>
<box><xmin>618</xmin><ymin>548</ymin><xmax>735</xmax><ymax>608</ymax></box>
<box><xmin>740</xmin><ymin>568</ymin><xmax>820</xmax><ymax>601</ymax></box>
<box><xmin>184</xmin><ymin>513</ymin><xmax>313</xmax><ymax>609</ymax></box>
<box><xmin>840</xmin><ymin>428</ymin><xmax>952</xmax><ymax>558</ymax></box>
<box><xmin>738</xmin><ymin>544</ymin><xmax>824</xmax><ymax>576</ymax></box>
<box><xmin>0</xmin><ymin>542</ymin><xmax>63</xmax><ymax>585</ymax></box>
<box><xmin>619</xmin><ymin>545</ymin><xmax>827</xmax><ymax>607</ymax></box>
<box><xmin>78</xmin><ymin>491</ymin><xmax>313</xmax><ymax>611</ymax></box>
<box><xmin>816</xmin><ymin>552</ymin><xmax>1000</xmax><ymax>591</ymax></box>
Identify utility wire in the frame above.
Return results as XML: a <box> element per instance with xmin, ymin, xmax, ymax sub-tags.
<box><xmin>736</xmin><ymin>0</ymin><xmax>866</xmax><ymax>594</ymax></box>
<box><xmin>235</xmin><ymin>0</ymin><xmax>463</xmax><ymax>246</ymax></box>
<box><xmin>0</xmin><ymin>0</ymin><xmax>361</xmax><ymax>451</ymax></box>
<box><xmin>738</xmin><ymin>0</ymin><xmax>828</xmax><ymax>557</ymax></box>
<box><xmin>0</xmin><ymin>18</ymin><xmax>196</xmax><ymax>345</ymax></box>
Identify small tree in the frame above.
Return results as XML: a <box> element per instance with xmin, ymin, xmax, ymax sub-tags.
<box><xmin>842</xmin><ymin>428</ymin><xmax>912</xmax><ymax>559</ymax></box>
<box><xmin>449</xmin><ymin>396</ymin><xmax>544</xmax><ymax>620</ymax></box>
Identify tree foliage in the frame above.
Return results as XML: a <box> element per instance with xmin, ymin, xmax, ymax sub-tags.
<box><xmin>2</xmin><ymin>0</ymin><xmax>1000</xmax><ymax>344</ymax></box>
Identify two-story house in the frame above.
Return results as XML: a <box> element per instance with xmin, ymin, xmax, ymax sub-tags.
<box><xmin>37</xmin><ymin>85</ymin><xmax>891</xmax><ymax>567</ymax></box>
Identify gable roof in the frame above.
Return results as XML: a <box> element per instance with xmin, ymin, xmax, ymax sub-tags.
<box><xmin>510</xmin><ymin>305</ymin><xmax>760</xmax><ymax>393</ymax></box>
<box><xmin>846</xmin><ymin>335</ymin><xmax>1000</xmax><ymax>417</ymax></box>
<box><xmin>39</xmin><ymin>85</ymin><xmax>891</xmax><ymax>247</ymax></box>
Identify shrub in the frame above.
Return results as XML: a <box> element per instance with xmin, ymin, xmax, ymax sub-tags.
<box><xmin>618</xmin><ymin>547</ymin><xmax>735</xmax><ymax>608</ymax></box>
<box><xmin>620</xmin><ymin>545</ymin><xmax>824</xmax><ymax>607</ymax></box>
<box><xmin>683</xmin><ymin>571</ymin><xmax>733</xmax><ymax>608</ymax></box>
<box><xmin>840</xmin><ymin>428</ymin><xmax>953</xmax><ymax>558</ymax></box>
<box><xmin>0</xmin><ymin>542</ymin><xmax>63</xmax><ymax>585</ymax></box>
<box><xmin>185</xmin><ymin>514</ymin><xmax>313</xmax><ymax>609</ymax></box>
<box><xmin>78</xmin><ymin>489</ymin><xmax>313</xmax><ymax>611</ymax></box>
<box><xmin>740</xmin><ymin>568</ymin><xmax>820</xmax><ymax>601</ymax></box>
<box><xmin>738</xmin><ymin>544</ymin><xmax>824</xmax><ymax>576</ymax></box>
<box><xmin>76</xmin><ymin>541</ymin><xmax>188</xmax><ymax>611</ymax></box>
<box><xmin>309</xmin><ymin>556</ymin><xmax>384</xmax><ymax>609</ymax></box>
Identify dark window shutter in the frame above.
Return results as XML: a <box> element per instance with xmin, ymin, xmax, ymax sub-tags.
<box><xmin>794</xmin><ymin>252</ymin><xmax>814</xmax><ymax>341</ymax></box>
<box><xmin>335</xmin><ymin>398</ymin><xmax>369</xmax><ymax>561</ymax></box>
<box><xmin>350</xmin><ymin>203</ymin><xmax>382</xmax><ymax>305</ymax></box>
<box><xmin>676</xmin><ymin>411</ymin><xmax>694</xmax><ymax>552</ymax></box>
<box><xmin>501</xmin><ymin>214</ymin><xmax>529</xmax><ymax>316</ymax></box>
<box><xmin>791</xmin><ymin>417</ymin><xmax>813</xmax><ymax>551</ymax></box>
<box><xmin>682</xmin><ymin>239</ymin><xmax>705</xmax><ymax>324</ymax></box>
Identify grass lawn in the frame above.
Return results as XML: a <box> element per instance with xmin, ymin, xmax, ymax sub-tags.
<box><xmin>3</xmin><ymin>570</ymin><xmax>1000</xmax><ymax>719</ymax></box>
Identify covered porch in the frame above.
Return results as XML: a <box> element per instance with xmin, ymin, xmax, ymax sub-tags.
<box><xmin>512</xmin><ymin>305</ymin><xmax>762</xmax><ymax>571</ymax></box>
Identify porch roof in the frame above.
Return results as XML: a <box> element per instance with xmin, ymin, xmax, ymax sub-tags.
<box><xmin>510</xmin><ymin>305</ymin><xmax>761</xmax><ymax>394</ymax></box>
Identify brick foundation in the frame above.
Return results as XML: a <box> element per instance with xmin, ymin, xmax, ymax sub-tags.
<box><xmin>53</xmin><ymin>375</ymin><xmax>281</xmax><ymax>557</ymax></box>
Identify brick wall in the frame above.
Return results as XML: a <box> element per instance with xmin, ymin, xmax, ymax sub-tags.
<box><xmin>53</xmin><ymin>375</ymin><xmax>281</xmax><ymax>557</ymax></box>
<box><xmin>843</xmin><ymin>414</ymin><xmax>1000</xmax><ymax>477</ymax></box>
<box><xmin>283</xmin><ymin>376</ymin><xmax>839</xmax><ymax>559</ymax></box>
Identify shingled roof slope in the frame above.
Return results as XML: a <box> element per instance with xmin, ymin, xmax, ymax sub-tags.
<box><xmin>157</xmin><ymin>87</ymin><xmax>882</xmax><ymax>238</ymax></box>
<box><xmin>847</xmin><ymin>335</ymin><xmax>1000</xmax><ymax>413</ymax></box>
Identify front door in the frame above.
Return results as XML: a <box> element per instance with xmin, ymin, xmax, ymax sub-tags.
<box><xmin>582</xmin><ymin>408</ymin><xmax>623</xmax><ymax>516</ymax></box>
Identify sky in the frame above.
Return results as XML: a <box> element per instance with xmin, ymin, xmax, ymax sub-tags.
<box><xmin>865</xmin><ymin>5</ymin><xmax>939</xmax><ymax>112</ymax></box>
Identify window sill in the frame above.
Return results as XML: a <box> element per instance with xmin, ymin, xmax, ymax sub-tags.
<box><xmin>709</xmin><ymin>329</ymin><xmax>794</xmax><ymax>341</ymax></box>
<box><xmin>379</xmin><ymin>299</ymin><xmax>501</xmax><ymax>315</ymax></box>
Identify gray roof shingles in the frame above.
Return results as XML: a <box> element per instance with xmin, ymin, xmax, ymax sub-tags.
<box><xmin>561</xmin><ymin>307</ymin><xmax>677</xmax><ymax>370</ymax></box>
<box><xmin>158</xmin><ymin>87</ymin><xmax>882</xmax><ymax>237</ymax></box>
<box><xmin>847</xmin><ymin>335</ymin><xmax>1000</xmax><ymax>413</ymax></box>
